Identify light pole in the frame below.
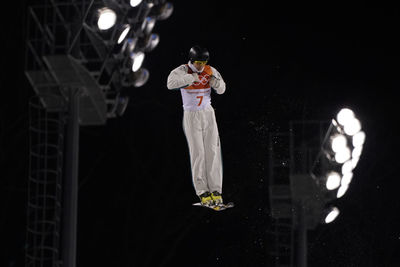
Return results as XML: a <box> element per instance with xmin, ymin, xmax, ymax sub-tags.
<box><xmin>268</xmin><ymin>108</ymin><xmax>365</xmax><ymax>267</ymax></box>
<box><xmin>24</xmin><ymin>1</ymin><xmax>174</xmax><ymax>267</ymax></box>
<box><xmin>61</xmin><ymin>87</ymin><xmax>81</xmax><ymax>267</ymax></box>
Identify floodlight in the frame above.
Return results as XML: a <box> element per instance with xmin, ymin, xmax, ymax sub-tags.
<box><xmin>352</xmin><ymin>146</ymin><xmax>363</xmax><ymax>168</ymax></box>
<box><xmin>336</xmin><ymin>108</ymin><xmax>355</xmax><ymax>126</ymax></box>
<box><xmin>130</xmin><ymin>51</ymin><xmax>145</xmax><ymax>72</ymax></box>
<box><xmin>352</xmin><ymin>131</ymin><xmax>366</xmax><ymax>147</ymax></box>
<box><xmin>97</xmin><ymin>8</ymin><xmax>117</xmax><ymax>30</ymax></box>
<box><xmin>326</xmin><ymin>171</ymin><xmax>341</xmax><ymax>190</ymax></box>
<box><xmin>324</xmin><ymin>207</ymin><xmax>340</xmax><ymax>224</ymax></box>
<box><xmin>115</xmin><ymin>95</ymin><xmax>130</xmax><ymax>116</ymax></box>
<box><xmin>337</xmin><ymin>184</ymin><xmax>349</xmax><ymax>198</ymax></box>
<box><xmin>142</xmin><ymin>33</ymin><xmax>160</xmax><ymax>52</ymax></box>
<box><xmin>121</xmin><ymin>68</ymin><xmax>150</xmax><ymax>87</ymax></box>
<box><xmin>130</xmin><ymin>0</ymin><xmax>143</xmax><ymax>7</ymax></box>
<box><xmin>341</xmin><ymin>160</ymin><xmax>353</xmax><ymax>175</ymax></box>
<box><xmin>155</xmin><ymin>2</ymin><xmax>174</xmax><ymax>20</ymax></box>
<box><xmin>352</xmin><ymin>157</ymin><xmax>359</xmax><ymax>168</ymax></box>
<box><xmin>142</xmin><ymin>16</ymin><xmax>157</xmax><ymax>35</ymax></box>
<box><xmin>334</xmin><ymin>147</ymin><xmax>351</xmax><ymax>164</ymax></box>
<box><xmin>331</xmin><ymin>134</ymin><xmax>347</xmax><ymax>153</ymax></box>
<box><xmin>344</xmin><ymin>117</ymin><xmax>361</xmax><ymax>136</ymax></box>
<box><xmin>117</xmin><ymin>24</ymin><xmax>131</xmax><ymax>44</ymax></box>
<box><xmin>341</xmin><ymin>172</ymin><xmax>353</xmax><ymax>185</ymax></box>
<box><xmin>133</xmin><ymin>68</ymin><xmax>150</xmax><ymax>87</ymax></box>
<box><xmin>121</xmin><ymin>38</ymin><xmax>138</xmax><ymax>56</ymax></box>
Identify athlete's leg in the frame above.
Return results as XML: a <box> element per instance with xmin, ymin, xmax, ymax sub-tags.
<box><xmin>203</xmin><ymin>106</ymin><xmax>223</xmax><ymax>194</ymax></box>
<box><xmin>183</xmin><ymin>110</ymin><xmax>209</xmax><ymax>196</ymax></box>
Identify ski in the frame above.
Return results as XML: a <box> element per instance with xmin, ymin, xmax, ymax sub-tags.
<box><xmin>192</xmin><ymin>202</ymin><xmax>234</xmax><ymax>211</ymax></box>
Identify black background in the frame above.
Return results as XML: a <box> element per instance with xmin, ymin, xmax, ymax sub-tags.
<box><xmin>1</xmin><ymin>1</ymin><xmax>399</xmax><ymax>266</ymax></box>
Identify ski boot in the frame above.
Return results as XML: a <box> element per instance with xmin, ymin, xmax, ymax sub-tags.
<box><xmin>199</xmin><ymin>192</ymin><xmax>213</xmax><ymax>207</ymax></box>
<box><xmin>211</xmin><ymin>191</ymin><xmax>223</xmax><ymax>206</ymax></box>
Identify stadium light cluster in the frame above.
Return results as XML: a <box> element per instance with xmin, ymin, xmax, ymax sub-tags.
<box><xmin>312</xmin><ymin>107</ymin><xmax>366</xmax><ymax>224</ymax></box>
<box><xmin>25</xmin><ymin>0</ymin><xmax>174</xmax><ymax>120</ymax></box>
<box><xmin>92</xmin><ymin>0</ymin><xmax>172</xmax><ymax>75</ymax></box>
<box><xmin>328</xmin><ymin>108</ymin><xmax>366</xmax><ymax>198</ymax></box>
<box><xmin>82</xmin><ymin>0</ymin><xmax>173</xmax><ymax>117</ymax></box>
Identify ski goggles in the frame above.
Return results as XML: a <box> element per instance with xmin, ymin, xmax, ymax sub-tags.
<box><xmin>193</xmin><ymin>60</ymin><xmax>208</xmax><ymax>65</ymax></box>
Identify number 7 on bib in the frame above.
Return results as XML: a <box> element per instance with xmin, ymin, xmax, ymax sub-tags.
<box><xmin>196</xmin><ymin>96</ymin><xmax>203</xmax><ymax>106</ymax></box>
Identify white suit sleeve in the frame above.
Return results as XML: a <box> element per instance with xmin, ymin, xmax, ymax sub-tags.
<box><xmin>167</xmin><ymin>65</ymin><xmax>195</xmax><ymax>90</ymax></box>
<box><xmin>210</xmin><ymin>66</ymin><xmax>226</xmax><ymax>94</ymax></box>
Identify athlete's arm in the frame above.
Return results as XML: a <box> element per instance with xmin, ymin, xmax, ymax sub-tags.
<box><xmin>210</xmin><ymin>66</ymin><xmax>226</xmax><ymax>94</ymax></box>
<box><xmin>167</xmin><ymin>65</ymin><xmax>198</xmax><ymax>90</ymax></box>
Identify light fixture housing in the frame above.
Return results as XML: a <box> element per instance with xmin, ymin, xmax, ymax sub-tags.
<box><xmin>352</xmin><ymin>131</ymin><xmax>366</xmax><ymax>147</ymax></box>
<box><xmin>336</xmin><ymin>108</ymin><xmax>355</xmax><ymax>126</ymax></box>
<box><xmin>326</xmin><ymin>171</ymin><xmax>341</xmax><ymax>190</ymax></box>
<box><xmin>117</xmin><ymin>24</ymin><xmax>131</xmax><ymax>44</ymax></box>
<box><xmin>334</xmin><ymin>147</ymin><xmax>351</xmax><ymax>164</ymax></box>
<box><xmin>142</xmin><ymin>16</ymin><xmax>157</xmax><ymax>35</ymax></box>
<box><xmin>97</xmin><ymin>8</ymin><xmax>117</xmax><ymax>30</ymax></box>
<box><xmin>130</xmin><ymin>51</ymin><xmax>145</xmax><ymax>72</ymax></box>
<box><xmin>120</xmin><ymin>68</ymin><xmax>150</xmax><ymax>88</ymax></box>
<box><xmin>323</xmin><ymin>206</ymin><xmax>340</xmax><ymax>224</ymax></box>
<box><xmin>115</xmin><ymin>95</ymin><xmax>130</xmax><ymax>116</ymax></box>
<box><xmin>152</xmin><ymin>2</ymin><xmax>174</xmax><ymax>20</ymax></box>
<box><xmin>337</xmin><ymin>183</ymin><xmax>349</xmax><ymax>198</ymax></box>
<box><xmin>331</xmin><ymin>134</ymin><xmax>347</xmax><ymax>153</ymax></box>
<box><xmin>130</xmin><ymin>0</ymin><xmax>143</xmax><ymax>7</ymax></box>
<box><xmin>138</xmin><ymin>33</ymin><xmax>160</xmax><ymax>52</ymax></box>
<box><xmin>343</xmin><ymin>117</ymin><xmax>361</xmax><ymax>136</ymax></box>
<box><xmin>133</xmin><ymin>68</ymin><xmax>150</xmax><ymax>87</ymax></box>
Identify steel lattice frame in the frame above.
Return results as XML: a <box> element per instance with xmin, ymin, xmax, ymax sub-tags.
<box><xmin>24</xmin><ymin>1</ymin><xmax>171</xmax><ymax>266</ymax></box>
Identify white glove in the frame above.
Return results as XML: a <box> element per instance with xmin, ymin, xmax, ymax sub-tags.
<box><xmin>191</xmin><ymin>73</ymin><xmax>200</xmax><ymax>83</ymax></box>
<box><xmin>209</xmin><ymin>75</ymin><xmax>220</xmax><ymax>88</ymax></box>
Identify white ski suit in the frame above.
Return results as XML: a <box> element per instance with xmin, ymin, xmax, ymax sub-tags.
<box><xmin>167</xmin><ymin>62</ymin><xmax>226</xmax><ymax>196</ymax></box>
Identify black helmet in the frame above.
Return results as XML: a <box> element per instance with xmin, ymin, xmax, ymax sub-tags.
<box><xmin>188</xmin><ymin>46</ymin><xmax>209</xmax><ymax>63</ymax></box>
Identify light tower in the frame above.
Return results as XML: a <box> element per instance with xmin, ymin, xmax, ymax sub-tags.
<box><xmin>268</xmin><ymin>108</ymin><xmax>365</xmax><ymax>267</ymax></box>
<box><xmin>24</xmin><ymin>1</ymin><xmax>173</xmax><ymax>267</ymax></box>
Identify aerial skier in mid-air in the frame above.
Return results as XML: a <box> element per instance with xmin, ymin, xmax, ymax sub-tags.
<box><xmin>167</xmin><ymin>46</ymin><xmax>233</xmax><ymax>210</ymax></box>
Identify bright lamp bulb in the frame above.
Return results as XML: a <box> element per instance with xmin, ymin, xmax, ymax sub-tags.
<box><xmin>97</xmin><ymin>8</ymin><xmax>117</xmax><ymax>30</ymax></box>
<box><xmin>352</xmin><ymin>157</ymin><xmax>360</xmax><ymax>168</ymax></box>
<box><xmin>326</xmin><ymin>172</ymin><xmax>341</xmax><ymax>190</ymax></box>
<box><xmin>130</xmin><ymin>0</ymin><xmax>143</xmax><ymax>7</ymax></box>
<box><xmin>341</xmin><ymin>160</ymin><xmax>353</xmax><ymax>175</ymax></box>
<box><xmin>335</xmin><ymin>147</ymin><xmax>351</xmax><ymax>164</ymax></box>
<box><xmin>352</xmin><ymin>146</ymin><xmax>363</xmax><ymax>158</ymax></box>
<box><xmin>337</xmin><ymin>108</ymin><xmax>355</xmax><ymax>126</ymax></box>
<box><xmin>325</xmin><ymin>207</ymin><xmax>340</xmax><ymax>224</ymax></box>
<box><xmin>344</xmin><ymin>117</ymin><xmax>361</xmax><ymax>136</ymax></box>
<box><xmin>352</xmin><ymin>146</ymin><xmax>363</xmax><ymax>168</ymax></box>
<box><xmin>341</xmin><ymin>172</ymin><xmax>353</xmax><ymax>185</ymax></box>
<box><xmin>353</xmin><ymin>131</ymin><xmax>366</xmax><ymax>147</ymax></box>
<box><xmin>131</xmin><ymin>52</ymin><xmax>145</xmax><ymax>72</ymax></box>
<box><xmin>143</xmin><ymin>16</ymin><xmax>156</xmax><ymax>34</ymax></box>
<box><xmin>337</xmin><ymin>184</ymin><xmax>349</xmax><ymax>198</ymax></box>
<box><xmin>118</xmin><ymin>25</ymin><xmax>131</xmax><ymax>44</ymax></box>
<box><xmin>331</xmin><ymin>134</ymin><xmax>347</xmax><ymax>153</ymax></box>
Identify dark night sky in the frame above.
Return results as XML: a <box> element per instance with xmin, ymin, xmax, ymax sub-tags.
<box><xmin>1</xmin><ymin>1</ymin><xmax>400</xmax><ymax>266</ymax></box>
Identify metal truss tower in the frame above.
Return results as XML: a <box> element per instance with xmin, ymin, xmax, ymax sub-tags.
<box><xmin>26</xmin><ymin>96</ymin><xmax>65</xmax><ymax>267</ymax></box>
<box><xmin>267</xmin><ymin>120</ymin><xmax>330</xmax><ymax>267</ymax></box>
<box><xmin>24</xmin><ymin>1</ymin><xmax>173</xmax><ymax>267</ymax></box>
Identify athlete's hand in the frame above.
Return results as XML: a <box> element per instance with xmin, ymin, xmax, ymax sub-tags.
<box><xmin>209</xmin><ymin>75</ymin><xmax>220</xmax><ymax>88</ymax></box>
<box><xmin>191</xmin><ymin>73</ymin><xmax>200</xmax><ymax>83</ymax></box>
